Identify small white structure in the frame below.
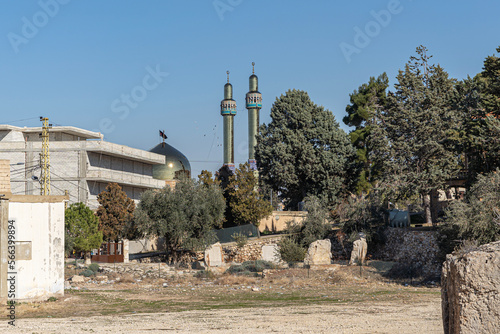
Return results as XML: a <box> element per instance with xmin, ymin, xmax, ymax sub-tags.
<box><xmin>204</xmin><ymin>242</ymin><xmax>224</xmax><ymax>267</ymax></box>
<box><xmin>261</xmin><ymin>244</ymin><xmax>281</xmax><ymax>264</ymax></box>
<box><xmin>0</xmin><ymin>159</ymin><xmax>67</xmax><ymax>302</ymax></box>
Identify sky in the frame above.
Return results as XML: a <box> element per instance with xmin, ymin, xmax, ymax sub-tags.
<box><xmin>1</xmin><ymin>0</ymin><xmax>499</xmax><ymax>178</ymax></box>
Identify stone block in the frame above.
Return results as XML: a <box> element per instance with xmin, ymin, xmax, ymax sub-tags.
<box><xmin>261</xmin><ymin>244</ymin><xmax>281</xmax><ymax>264</ymax></box>
<box><xmin>442</xmin><ymin>241</ymin><xmax>500</xmax><ymax>333</ymax></box>
<box><xmin>205</xmin><ymin>242</ymin><xmax>224</xmax><ymax>267</ymax></box>
<box><xmin>70</xmin><ymin>275</ymin><xmax>84</xmax><ymax>283</ymax></box>
<box><xmin>304</xmin><ymin>239</ymin><xmax>332</xmax><ymax>265</ymax></box>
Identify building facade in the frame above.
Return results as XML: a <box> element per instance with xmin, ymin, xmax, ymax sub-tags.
<box><xmin>0</xmin><ymin>125</ymin><xmax>167</xmax><ymax>209</ymax></box>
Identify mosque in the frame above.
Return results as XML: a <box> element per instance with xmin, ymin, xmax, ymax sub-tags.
<box><xmin>0</xmin><ymin>63</ymin><xmax>260</xmax><ymax>208</ymax></box>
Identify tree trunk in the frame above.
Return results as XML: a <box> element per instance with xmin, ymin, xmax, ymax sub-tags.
<box><xmin>423</xmin><ymin>193</ymin><xmax>433</xmax><ymax>226</ymax></box>
<box><xmin>84</xmin><ymin>251</ymin><xmax>92</xmax><ymax>265</ymax></box>
<box><xmin>430</xmin><ymin>189</ymin><xmax>439</xmax><ymax>224</ymax></box>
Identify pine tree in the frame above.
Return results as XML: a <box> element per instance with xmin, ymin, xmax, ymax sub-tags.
<box><xmin>344</xmin><ymin>73</ymin><xmax>389</xmax><ymax>194</ymax></box>
<box><xmin>255</xmin><ymin>89</ymin><xmax>356</xmax><ymax>210</ymax></box>
<box><xmin>459</xmin><ymin>46</ymin><xmax>500</xmax><ymax>177</ymax></box>
<box><xmin>96</xmin><ymin>183</ymin><xmax>135</xmax><ymax>242</ymax></box>
<box><xmin>370</xmin><ymin>46</ymin><xmax>460</xmax><ymax>225</ymax></box>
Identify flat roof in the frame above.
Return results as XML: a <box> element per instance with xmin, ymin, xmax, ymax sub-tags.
<box><xmin>0</xmin><ymin>124</ymin><xmax>102</xmax><ymax>140</ymax></box>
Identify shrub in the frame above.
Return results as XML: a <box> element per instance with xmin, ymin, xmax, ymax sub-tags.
<box><xmin>440</xmin><ymin>169</ymin><xmax>500</xmax><ymax>258</ymax></box>
<box><xmin>226</xmin><ymin>260</ymin><xmax>275</xmax><ymax>275</ymax></box>
<box><xmin>80</xmin><ymin>269</ymin><xmax>94</xmax><ymax>277</ymax></box>
<box><xmin>88</xmin><ymin>263</ymin><xmax>100</xmax><ymax>274</ymax></box>
<box><xmin>338</xmin><ymin>194</ymin><xmax>387</xmax><ymax>250</ymax></box>
<box><xmin>231</xmin><ymin>232</ymin><xmax>248</xmax><ymax>248</ymax></box>
<box><xmin>277</xmin><ymin>237</ymin><xmax>306</xmax><ymax>263</ymax></box>
<box><xmin>194</xmin><ymin>270</ymin><xmax>216</xmax><ymax>279</ymax></box>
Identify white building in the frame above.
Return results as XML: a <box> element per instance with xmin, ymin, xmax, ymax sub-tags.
<box><xmin>0</xmin><ymin>125</ymin><xmax>166</xmax><ymax>209</ymax></box>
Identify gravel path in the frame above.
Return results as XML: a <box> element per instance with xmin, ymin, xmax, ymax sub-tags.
<box><xmin>3</xmin><ymin>301</ymin><xmax>442</xmax><ymax>334</ymax></box>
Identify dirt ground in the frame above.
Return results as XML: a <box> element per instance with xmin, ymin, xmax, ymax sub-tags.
<box><xmin>0</xmin><ymin>261</ymin><xmax>443</xmax><ymax>333</ymax></box>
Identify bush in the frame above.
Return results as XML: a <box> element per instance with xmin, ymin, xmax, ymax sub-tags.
<box><xmin>277</xmin><ymin>238</ymin><xmax>306</xmax><ymax>263</ymax></box>
<box><xmin>440</xmin><ymin>169</ymin><xmax>500</xmax><ymax>258</ymax></box>
<box><xmin>80</xmin><ymin>269</ymin><xmax>94</xmax><ymax>277</ymax></box>
<box><xmin>88</xmin><ymin>263</ymin><xmax>100</xmax><ymax>274</ymax></box>
<box><xmin>226</xmin><ymin>260</ymin><xmax>275</xmax><ymax>275</ymax></box>
<box><xmin>338</xmin><ymin>194</ymin><xmax>387</xmax><ymax>250</ymax></box>
<box><xmin>194</xmin><ymin>270</ymin><xmax>216</xmax><ymax>279</ymax></box>
<box><xmin>231</xmin><ymin>232</ymin><xmax>248</xmax><ymax>248</ymax></box>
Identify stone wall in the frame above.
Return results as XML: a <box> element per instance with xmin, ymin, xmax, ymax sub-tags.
<box><xmin>373</xmin><ymin>227</ymin><xmax>441</xmax><ymax>278</ymax></box>
<box><xmin>442</xmin><ymin>241</ymin><xmax>500</xmax><ymax>333</ymax></box>
<box><xmin>221</xmin><ymin>236</ymin><xmax>283</xmax><ymax>263</ymax></box>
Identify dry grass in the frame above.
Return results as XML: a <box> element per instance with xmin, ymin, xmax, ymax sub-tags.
<box><xmin>118</xmin><ymin>273</ymin><xmax>136</xmax><ymax>283</ymax></box>
<box><xmin>214</xmin><ymin>275</ymin><xmax>257</xmax><ymax>285</ymax></box>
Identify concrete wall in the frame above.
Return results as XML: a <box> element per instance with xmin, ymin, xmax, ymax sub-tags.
<box><xmin>259</xmin><ymin>211</ymin><xmax>307</xmax><ymax>233</ymax></box>
<box><xmin>0</xmin><ymin>197</ymin><xmax>66</xmax><ymax>302</ymax></box>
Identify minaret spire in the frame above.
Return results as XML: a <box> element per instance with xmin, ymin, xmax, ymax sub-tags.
<box><xmin>246</xmin><ymin>62</ymin><xmax>262</xmax><ymax>171</ymax></box>
<box><xmin>221</xmin><ymin>71</ymin><xmax>237</xmax><ymax>171</ymax></box>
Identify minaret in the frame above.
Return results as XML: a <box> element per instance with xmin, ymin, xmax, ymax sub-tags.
<box><xmin>246</xmin><ymin>62</ymin><xmax>262</xmax><ymax>171</ymax></box>
<box><xmin>220</xmin><ymin>71</ymin><xmax>237</xmax><ymax>171</ymax></box>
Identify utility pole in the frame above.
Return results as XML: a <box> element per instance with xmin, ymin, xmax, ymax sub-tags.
<box><xmin>40</xmin><ymin>117</ymin><xmax>51</xmax><ymax>195</ymax></box>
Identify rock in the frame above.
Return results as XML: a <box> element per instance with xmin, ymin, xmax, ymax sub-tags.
<box><xmin>64</xmin><ymin>281</ymin><xmax>72</xmax><ymax>289</ymax></box>
<box><xmin>192</xmin><ymin>261</ymin><xmax>206</xmax><ymax>270</ymax></box>
<box><xmin>442</xmin><ymin>241</ymin><xmax>500</xmax><ymax>334</ymax></box>
<box><xmin>95</xmin><ymin>275</ymin><xmax>108</xmax><ymax>281</ymax></box>
<box><xmin>349</xmin><ymin>237</ymin><xmax>367</xmax><ymax>265</ymax></box>
<box><xmin>205</xmin><ymin>242</ymin><xmax>224</xmax><ymax>267</ymax></box>
<box><xmin>70</xmin><ymin>275</ymin><xmax>84</xmax><ymax>283</ymax></box>
<box><xmin>261</xmin><ymin>244</ymin><xmax>281</xmax><ymax>264</ymax></box>
<box><xmin>252</xmin><ymin>287</ymin><xmax>259</xmax><ymax>292</ymax></box>
<box><xmin>304</xmin><ymin>239</ymin><xmax>332</xmax><ymax>265</ymax></box>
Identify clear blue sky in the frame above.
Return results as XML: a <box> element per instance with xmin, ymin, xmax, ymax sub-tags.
<box><xmin>1</xmin><ymin>0</ymin><xmax>499</xmax><ymax>177</ymax></box>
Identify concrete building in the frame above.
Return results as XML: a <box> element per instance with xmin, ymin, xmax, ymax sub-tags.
<box><xmin>0</xmin><ymin>159</ymin><xmax>67</xmax><ymax>302</ymax></box>
<box><xmin>0</xmin><ymin>124</ymin><xmax>171</xmax><ymax>209</ymax></box>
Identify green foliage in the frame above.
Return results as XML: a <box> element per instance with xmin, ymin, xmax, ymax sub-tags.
<box><xmin>277</xmin><ymin>237</ymin><xmax>306</xmax><ymax>263</ymax></box>
<box><xmin>134</xmin><ymin>178</ymin><xmax>225</xmax><ymax>254</ymax></box>
<box><xmin>47</xmin><ymin>297</ymin><xmax>58</xmax><ymax>302</ymax></box>
<box><xmin>65</xmin><ymin>202</ymin><xmax>103</xmax><ymax>255</ymax></box>
<box><xmin>226</xmin><ymin>260</ymin><xmax>275</xmax><ymax>275</ymax></box>
<box><xmin>96</xmin><ymin>183</ymin><xmax>135</xmax><ymax>242</ymax></box>
<box><xmin>226</xmin><ymin>163</ymin><xmax>273</xmax><ymax>227</ymax></box>
<box><xmin>88</xmin><ymin>263</ymin><xmax>100</xmax><ymax>274</ymax></box>
<box><xmin>456</xmin><ymin>47</ymin><xmax>500</xmax><ymax>180</ymax></box>
<box><xmin>440</xmin><ymin>169</ymin><xmax>500</xmax><ymax>257</ymax></box>
<box><xmin>344</xmin><ymin>73</ymin><xmax>389</xmax><ymax>194</ymax></box>
<box><xmin>369</xmin><ymin>46</ymin><xmax>461</xmax><ymax>225</ymax></box>
<box><xmin>255</xmin><ymin>89</ymin><xmax>357</xmax><ymax>210</ymax></box>
<box><xmin>231</xmin><ymin>232</ymin><xmax>248</xmax><ymax>248</ymax></box>
<box><xmin>338</xmin><ymin>195</ymin><xmax>387</xmax><ymax>250</ymax></box>
<box><xmin>80</xmin><ymin>269</ymin><xmax>95</xmax><ymax>277</ymax></box>
<box><xmin>287</xmin><ymin>196</ymin><xmax>331</xmax><ymax>247</ymax></box>
<box><xmin>194</xmin><ymin>270</ymin><xmax>216</xmax><ymax>279</ymax></box>
<box><xmin>198</xmin><ymin>170</ymin><xmax>220</xmax><ymax>187</ymax></box>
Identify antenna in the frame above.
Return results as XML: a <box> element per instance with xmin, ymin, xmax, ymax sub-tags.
<box><xmin>226</xmin><ymin>70</ymin><xmax>230</xmax><ymax>83</ymax></box>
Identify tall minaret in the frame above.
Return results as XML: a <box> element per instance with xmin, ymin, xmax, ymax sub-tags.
<box><xmin>246</xmin><ymin>62</ymin><xmax>262</xmax><ymax>171</ymax></box>
<box><xmin>220</xmin><ymin>70</ymin><xmax>237</xmax><ymax>171</ymax></box>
